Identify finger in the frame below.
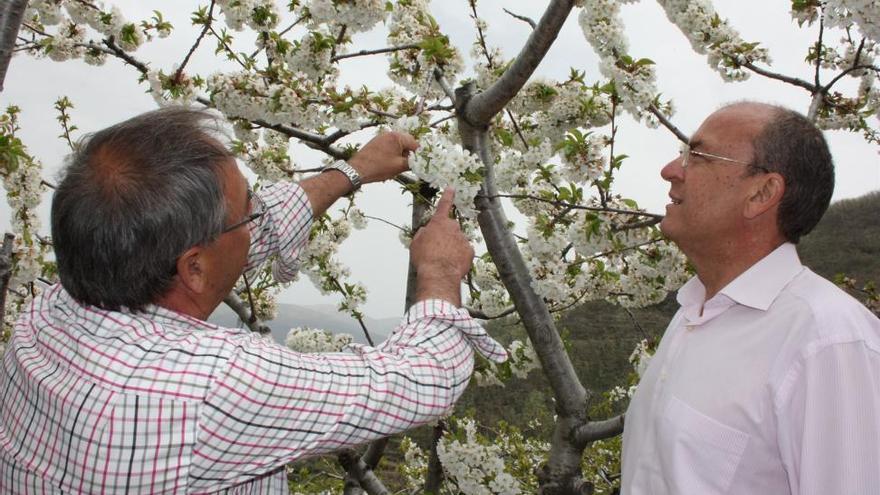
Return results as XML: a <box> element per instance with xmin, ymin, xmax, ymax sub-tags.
<box><xmin>432</xmin><ymin>188</ymin><xmax>456</xmax><ymax>220</ymax></box>
<box><xmin>397</xmin><ymin>132</ymin><xmax>419</xmax><ymax>153</ymax></box>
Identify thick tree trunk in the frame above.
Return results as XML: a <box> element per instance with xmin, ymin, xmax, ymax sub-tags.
<box><xmin>451</xmin><ymin>1</ymin><xmax>628</xmax><ymax>491</ymax></box>
<box><xmin>0</xmin><ymin>0</ymin><xmax>28</xmax><ymax>92</ymax></box>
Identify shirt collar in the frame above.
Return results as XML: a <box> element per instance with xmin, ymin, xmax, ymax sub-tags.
<box><xmin>677</xmin><ymin>242</ymin><xmax>804</xmax><ymax>314</ymax></box>
<box><xmin>54</xmin><ymin>285</ymin><xmax>234</xmax><ymax>335</ymax></box>
<box><xmin>719</xmin><ymin>243</ymin><xmax>803</xmax><ymax>311</ymax></box>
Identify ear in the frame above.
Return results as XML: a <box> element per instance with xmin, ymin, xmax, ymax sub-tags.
<box><xmin>175</xmin><ymin>246</ymin><xmax>209</xmax><ymax>294</ymax></box>
<box><xmin>744</xmin><ymin>172</ymin><xmax>785</xmax><ymax>220</ymax></box>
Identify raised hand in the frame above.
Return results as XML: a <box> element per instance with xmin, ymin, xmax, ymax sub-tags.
<box><xmin>410</xmin><ymin>188</ymin><xmax>474</xmax><ymax>306</ymax></box>
<box><xmin>348</xmin><ymin>131</ymin><xmax>419</xmax><ymax>184</ymax></box>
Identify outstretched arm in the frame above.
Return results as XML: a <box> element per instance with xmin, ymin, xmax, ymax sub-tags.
<box><xmin>298</xmin><ymin>131</ymin><xmax>418</xmax><ymax>217</ymax></box>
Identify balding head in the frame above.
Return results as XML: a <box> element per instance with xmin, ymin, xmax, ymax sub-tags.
<box><xmin>730</xmin><ymin>102</ymin><xmax>835</xmax><ymax>243</ymax></box>
<box><xmin>51</xmin><ymin>107</ymin><xmax>234</xmax><ymax>311</ymax></box>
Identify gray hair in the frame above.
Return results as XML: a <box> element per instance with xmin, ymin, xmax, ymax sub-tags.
<box><xmin>749</xmin><ymin>105</ymin><xmax>835</xmax><ymax>243</ymax></box>
<box><xmin>51</xmin><ymin>107</ymin><xmax>232</xmax><ymax>311</ymax></box>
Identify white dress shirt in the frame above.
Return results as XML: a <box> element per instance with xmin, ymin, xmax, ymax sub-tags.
<box><xmin>621</xmin><ymin>243</ymin><xmax>880</xmax><ymax>495</ymax></box>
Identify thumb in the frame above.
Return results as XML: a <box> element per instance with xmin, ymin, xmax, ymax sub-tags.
<box><xmin>433</xmin><ymin>188</ymin><xmax>456</xmax><ymax>220</ymax></box>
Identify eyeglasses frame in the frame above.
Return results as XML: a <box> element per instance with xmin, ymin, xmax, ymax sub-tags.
<box><xmin>680</xmin><ymin>143</ymin><xmax>770</xmax><ymax>174</ymax></box>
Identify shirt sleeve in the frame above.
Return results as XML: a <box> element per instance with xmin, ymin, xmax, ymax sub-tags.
<box><xmin>776</xmin><ymin>339</ymin><xmax>880</xmax><ymax>495</ymax></box>
<box><xmin>189</xmin><ymin>299</ymin><xmax>504</xmax><ymax>490</ymax></box>
<box><xmin>244</xmin><ymin>181</ymin><xmax>313</xmax><ymax>283</ymax></box>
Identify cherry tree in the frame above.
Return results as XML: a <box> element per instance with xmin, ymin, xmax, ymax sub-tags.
<box><xmin>2</xmin><ymin>0</ymin><xmax>878</xmax><ymax>493</ymax></box>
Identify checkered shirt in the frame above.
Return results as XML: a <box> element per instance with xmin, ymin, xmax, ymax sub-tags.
<box><xmin>0</xmin><ymin>182</ymin><xmax>507</xmax><ymax>494</ymax></box>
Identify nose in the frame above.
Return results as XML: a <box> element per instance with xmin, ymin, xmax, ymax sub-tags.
<box><xmin>660</xmin><ymin>154</ymin><xmax>684</xmax><ymax>182</ymax></box>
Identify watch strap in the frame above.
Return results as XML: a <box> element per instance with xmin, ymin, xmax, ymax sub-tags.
<box><xmin>322</xmin><ymin>160</ymin><xmax>362</xmax><ymax>191</ymax></box>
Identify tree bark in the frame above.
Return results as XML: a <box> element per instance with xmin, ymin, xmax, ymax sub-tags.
<box><xmin>0</xmin><ymin>0</ymin><xmax>27</xmax><ymax>92</ymax></box>
<box><xmin>462</xmin><ymin>0</ymin><xmax>575</xmax><ymax>125</ymax></box>
<box><xmin>0</xmin><ymin>233</ymin><xmax>16</xmax><ymax>325</ymax></box>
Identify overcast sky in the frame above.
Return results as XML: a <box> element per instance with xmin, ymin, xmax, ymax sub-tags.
<box><xmin>3</xmin><ymin>0</ymin><xmax>878</xmax><ymax>320</ymax></box>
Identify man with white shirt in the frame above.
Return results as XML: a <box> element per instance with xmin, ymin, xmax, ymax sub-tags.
<box><xmin>621</xmin><ymin>102</ymin><xmax>880</xmax><ymax>495</ymax></box>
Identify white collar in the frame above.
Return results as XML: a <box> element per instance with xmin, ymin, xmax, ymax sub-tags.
<box><xmin>677</xmin><ymin>243</ymin><xmax>804</xmax><ymax>317</ymax></box>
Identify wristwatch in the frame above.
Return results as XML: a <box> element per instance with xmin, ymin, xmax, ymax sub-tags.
<box><xmin>322</xmin><ymin>160</ymin><xmax>362</xmax><ymax>191</ymax></box>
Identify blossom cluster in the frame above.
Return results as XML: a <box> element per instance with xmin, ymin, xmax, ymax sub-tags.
<box><xmin>232</xmin><ymin>128</ymin><xmax>294</xmax><ymax>182</ymax></box>
<box><xmin>386</xmin><ymin>0</ymin><xmax>464</xmax><ymax>98</ymax></box>
<box><xmin>436</xmin><ymin>417</ymin><xmax>524</xmax><ymax>494</ymax></box>
<box><xmin>209</xmin><ymin>71</ymin><xmax>325</xmax><ymax>130</ymax></box>
<box><xmin>656</xmin><ymin>0</ymin><xmax>770</xmax><ymax>81</ymax></box>
<box><xmin>304</xmin><ymin>0</ymin><xmax>388</xmax><ymax>34</ymax></box>
<box><xmin>25</xmin><ymin>0</ymin><xmax>165</xmax><ymax>64</ymax></box>
<box><xmin>506</xmin><ymin>80</ymin><xmax>613</xmax><ymax>150</ymax></box>
<box><xmin>473</xmin><ymin>339</ymin><xmax>541</xmax><ymax>387</ymax></box>
<box><xmin>628</xmin><ymin>338</ymin><xmax>654</xmax><ymax>378</ymax></box>
<box><xmin>1</xmin><ymin>107</ymin><xmax>51</xmax><ymax>345</ymax></box>
<box><xmin>215</xmin><ymin>0</ymin><xmax>279</xmax><ymax>32</ymax></box>
<box><xmin>408</xmin><ymin>132</ymin><xmax>484</xmax><ymax>219</ymax></box>
<box><xmin>301</xmin><ymin>214</ymin><xmax>369</xmax><ymax>319</ymax></box>
<box><xmin>578</xmin><ymin>0</ymin><xmax>665</xmax><ymax>122</ymax></box>
<box><xmin>285</xmin><ymin>326</ymin><xmax>353</xmax><ymax>353</ymax></box>
<box><xmin>821</xmin><ymin>0</ymin><xmax>880</xmax><ymax>44</ymax></box>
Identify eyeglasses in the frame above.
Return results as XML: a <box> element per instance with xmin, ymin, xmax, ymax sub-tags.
<box><xmin>220</xmin><ymin>191</ymin><xmax>268</xmax><ymax>234</ymax></box>
<box><xmin>679</xmin><ymin>143</ymin><xmax>769</xmax><ymax>173</ymax></box>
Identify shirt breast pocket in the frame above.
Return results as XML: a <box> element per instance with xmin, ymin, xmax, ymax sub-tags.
<box><xmin>657</xmin><ymin>395</ymin><xmax>750</xmax><ymax>494</ymax></box>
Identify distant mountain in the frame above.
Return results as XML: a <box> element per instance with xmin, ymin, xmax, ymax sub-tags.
<box><xmin>209</xmin><ymin>302</ymin><xmax>399</xmax><ymax>346</ymax></box>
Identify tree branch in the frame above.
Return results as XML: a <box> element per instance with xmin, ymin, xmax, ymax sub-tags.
<box><xmin>462</xmin><ymin>0</ymin><xmax>575</xmax><ymax>125</ymax></box>
<box><xmin>649</xmin><ymin>105</ymin><xmax>688</xmax><ymax>144</ymax></box>
<box><xmin>740</xmin><ymin>60</ymin><xmax>817</xmax><ymax>93</ymax></box>
<box><xmin>222</xmin><ymin>291</ymin><xmax>271</xmax><ymax>334</ymax></box>
<box><xmin>503</xmin><ymin>8</ymin><xmax>537</xmax><ymax>29</ymax></box>
<box><xmin>457</xmin><ymin>81</ymin><xmax>590</xmax><ymax>492</ymax></box>
<box><xmin>332</xmin><ymin>43</ymin><xmax>420</xmax><ymax>62</ymax></box>
<box><xmin>175</xmin><ymin>0</ymin><xmax>216</xmax><ymax>82</ymax></box>
<box><xmin>338</xmin><ymin>450</ymin><xmax>390</xmax><ymax>495</ymax></box>
<box><xmin>489</xmin><ymin>193</ymin><xmax>664</xmax><ymax>219</ymax></box>
<box><xmin>0</xmin><ymin>233</ymin><xmax>16</xmax><ymax>325</ymax></box>
<box><xmin>466</xmin><ymin>305</ymin><xmax>517</xmax><ymax>320</ymax></box>
<box><xmin>572</xmin><ymin>414</ymin><xmax>625</xmax><ymax>447</ymax></box>
<box><xmin>0</xmin><ymin>0</ymin><xmax>28</xmax><ymax>92</ymax></box>
<box><xmin>423</xmin><ymin>420</ymin><xmax>446</xmax><ymax>494</ymax></box>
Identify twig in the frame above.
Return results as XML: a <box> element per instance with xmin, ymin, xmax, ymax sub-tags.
<box><xmin>821</xmin><ymin>64</ymin><xmax>879</xmax><ymax>95</ymax></box>
<box><xmin>432</xmin><ymin>68</ymin><xmax>456</xmax><ymax>101</ymax></box>
<box><xmin>363</xmin><ymin>215</ymin><xmax>407</xmax><ymax>232</ymax></box>
<box><xmin>428</xmin><ymin>114</ymin><xmax>455</xmax><ymax>128</ymax></box>
<box><xmin>468</xmin><ymin>1</ymin><xmax>530</xmax><ymax>150</ymax></box>
<box><xmin>206</xmin><ymin>24</ymin><xmax>249</xmax><ymax>70</ymax></box>
<box><xmin>329</xmin><ymin>24</ymin><xmax>347</xmax><ymax>63</ymax></box>
<box><xmin>814</xmin><ymin>14</ymin><xmax>824</xmax><ymax>91</ymax></box>
<box><xmin>248</xmin><ymin>17</ymin><xmax>305</xmax><ymax>59</ymax></box>
<box><xmin>101</xmin><ymin>38</ymin><xmax>150</xmax><ymax>75</ymax></box>
<box><xmin>175</xmin><ymin>0</ymin><xmax>216</xmax><ymax>82</ymax></box>
<box><xmin>740</xmin><ymin>60</ymin><xmax>817</xmax><ymax>92</ymax></box>
<box><xmin>329</xmin><ymin>276</ymin><xmax>374</xmax><ymax>346</ymax></box>
<box><xmin>222</xmin><ymin>291</ymin><xmax>271</xmax><ymax>335</ymax></box>
<box><xmin>488</xmin><ymin>193</ymin><xmax>664</xmax><ymax>219</ymax></box>
<box><xmin>332</xmin><ymin>43</ymin><xmax>420</xmax><ymax>62</ymax></box>
<box><xmin>503</xmin><ymin>8</ymin><xmax>537</xmax><ymax>29</ymax></box>
<box><xmin>623</xmin><ymin>306</ymin><xmax>650</xmax><ymax>342</ymax></box>
<box><xmin>648</xmin><ymin>106</ymin><xmax>688</xmax><ymax>144</ymax></box>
